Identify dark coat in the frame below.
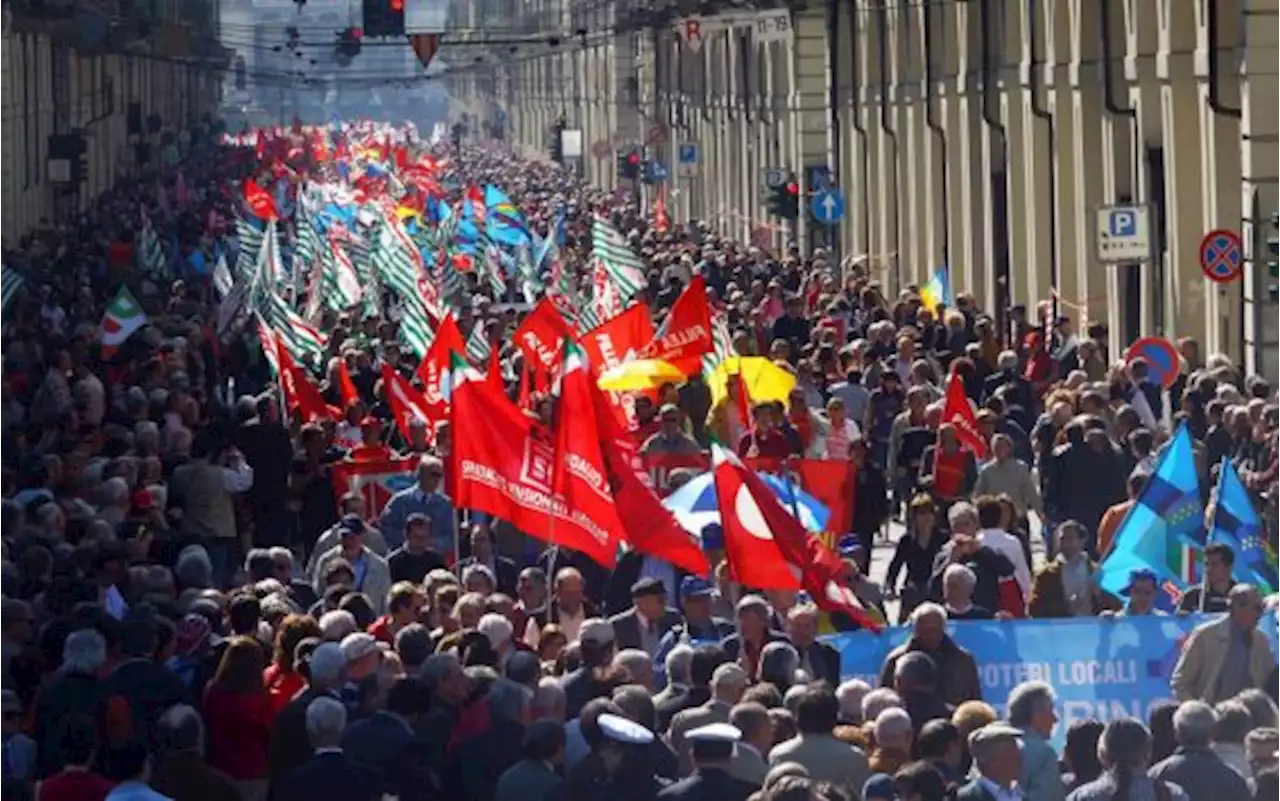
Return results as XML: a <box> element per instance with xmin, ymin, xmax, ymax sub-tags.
<box><xmin>98</xmin><ymin>658</ymin><xmax>188</xmax><ymax>772</ymax></box>
<box><xmin>653</xmin><ymin>683</ymin><xmax>693</xmax><ymax>733</ymax></box>
<box><xmin>603</xmin><ymin>551</ymin><xmax>689</xmax><ymax>616</ymax></box>
<box><xmin>656</xmin><ymin>767</ymin><xmax>757</xmax><ymax>801</ymax></box>
<box><xmin>538</xmin><ymin>547</ymin><xmax>609</xmax><ymax>606</ymax></box>
<box><xmin>1149</xmin><ymin>746</ymin><xmax>1251</xmax><ymax>801</ymax></box>
<box><xmin>493</xmin><ymin>758</ymin><xmax>563</xmax><ymax>801</ymax></box>
<box><xmin>32</xmin><ymin>670</ymin><xmax>103</xmax><ymax>778</ymax></box>
<box><xmin>340</xmin><ymin>710</ymin><xmax>416</xmax><ymax>796</ymax></box>
<box><xmin>900</xmin><ymin>690</ymin><xmax>955</xmax><ymax>737</ymax></box>
<box><xmin>797</xmin><ymin>641</ymin><xmax>842</xmax><ymax>687</ymax></box>
<box><xmin>448</xmin><ymin>719</ymin><xmax>527</xmax><ymax>801</ymax></box>
<box><xmin>268</xmin><ymin>686</ymin><xmax>339</xmax><ymax>792</ymax></box>
<box><xmin>1027</xmin><ymin>559</ymin><xmax>1121</xmax><ymax>618</ymax></box>
<box><xmin>953</xmin><ymin>779</ymin><xmax>998</xmax><ymax>801</ymax></box>
<box><xmin>273</xmin><ymin>750</ymin><xmax>382</xmax><ymax>801</ymax></box>
<box><xmin>554</xmin><ymin>751</ymin><xmax>664</xmax><ymax>801</ymax></box>
<box><xmin>609</xmin><ymin>608</ymin><xmax>683</xmax><ymax>654</ymax></box>
<box><xmin>150</xmin><ymin>750</ymin><xmax>242</xmax><ymax>801</ymax></box>
<box><xmin>878</xmin><ymin>635</ymin><xmax>982</xmax><ymax>706</ymax></box>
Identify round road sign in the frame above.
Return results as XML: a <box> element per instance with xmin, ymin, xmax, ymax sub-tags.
<box><xmin>591</xmin><ymin>140</ymin><xmax>613</xmax><ymax>159</ymax></box>
<box><xmin>645</xmin><ymin>124</ymin><xmax>668</xmax><ymax>146</ymax></box>
<box><xmin>1125</xmin><ymin>336</ymin><xmax>1180</xmax><ymax>389</ymax></box>
<box><xmin>751</xmin><ymin>225</ymin><xmax>773</xmax><ymax>250</ymax></box>
<box><xmin>1198</xmin><ymin>229</ymin><xmax>1244</xmax><ymax>284</ymax></box>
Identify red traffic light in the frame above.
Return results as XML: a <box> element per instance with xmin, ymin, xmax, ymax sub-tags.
<box><xmin>785</xmin><ymin>182</ymin><xmax>799</xmax><ymax>196</ymax></box>
<box><xmin>351</xmin><ymin>27</ymin><xmax>363</xmax><ymax>38</ymax></box>
<box><xmin>626</xmin><ymin>153</ymin><xmax>641</xmax><ymax>165</ymax></box>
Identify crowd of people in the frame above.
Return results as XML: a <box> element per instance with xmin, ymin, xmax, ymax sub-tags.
<box><xmin>0</xmin><ymin>119</ymin><xmax>1278</xmax><ymax>801</ymax></box>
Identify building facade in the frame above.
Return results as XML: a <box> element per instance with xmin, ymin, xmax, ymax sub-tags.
<box><xmin>1</xmin><ymin>0</ymin><xmax>225</xmax><ymax>246</ymax></box>
<box><xmin>451</xmin><ymin>0</ymin><xmax>1279</xmax><ymax>380</ymax></box>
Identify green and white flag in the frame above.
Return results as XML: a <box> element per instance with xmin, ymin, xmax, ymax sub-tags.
<box><xmin>234</xmin><ymin>217</ymin><xmax>265</xmax><ymax>281</ymax></box>
<box><xmin>2</xmin><ymin>266</ymin><xmax>25</xmax><ymax>319</ymax></box>
<box><xmin>99</xmin><ymin>286</ymin><xmax>147</xmax><ymax>349</ymax></box>
<box><xmin>465</xmin><ymin>321</ymin><xmax>491</xmax><ymax>365</ymax></box>
<box><xmin>324</xmin><ymin>241</ymin><xmax>363</xmax><ymax>311</ymax></box>
<box><xmin>137</xmin><ymin>213</ymin><xmax>168</xmax><ymax>278</ymax></box>
<box><xmin>590</xmin><ymin>215</ymin><xmax>647</xmax><ymax>304</ymax></box>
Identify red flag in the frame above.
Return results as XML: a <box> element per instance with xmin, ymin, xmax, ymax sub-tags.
<box><xmin>654</xmin><ymin>191</ymin><xmax>669</xmax><ymax>233</ymax></box>
<box><xmin>712</xmin><ymin>445</ymin><xmax>882</xmax><ymax>631</ymax></box>
<box><xmin>243</xmin><ymin>178</ymin><xmax>278</xmax><ymax>221</ymax></box>
<box><xmin>588</xmin><ymin>369</ymin><xmax>711</xmax><ymax>576</ymax></box>
<box><xmin>416</xmin><ymin>312</ymin><xmax>467</xmax><ymax>427</ymax></box>
<box><xmin>486</xmin><ymin>348</ymin><xmax>504</xmax><ymax>396</ymax></box>
<box><xmin>381</xmin><ymin>364</ymin><xmax>433</xmax><ymax>444</ymax></box>
<box><xmin>276</xmin><ymin>337</ymin><xmax>336</xmax><ymax>423</ymax></box>
<box><xmin>513</xmin><ymin>298</ymin><xmax>572</xmax><ymax>383</ymax></box>
<box><xmin>578</xmin><ymin>303</ymin><xmax>656</xmax><ymax>430</ymax></box>
<box><xmin>942</xmin><ymin>370</ymin><xmax>988</xmax><ymax>459</ymax></box>
<box><xmin>336</xmin><ymin>360</ymin><xmax>360</xmax><ymax>408</ymax></box>
<box><xmin>450</xmin><ymin>354</ymin><xmax>617</xmax><ymax>567</ymax></box>
<box><xmin>331</xmin><ymin>457</ymin><xmax>418</xmax><ymax>518</ymax></box>
<box><xmin>640</xmin><ymin>276</ymin><xmax>713</xmax><ymax>374</ymax></box>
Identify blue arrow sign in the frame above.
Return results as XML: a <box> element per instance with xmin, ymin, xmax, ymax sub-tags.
<box><xmin>811</xmin><ymin>188</ymin><xmax>845</xmax><ymax>225</ymax></box>
<box><xmin>647</xmin><ymin>161</ymin><xmax>669</xmax><ymax>182</ymax></box>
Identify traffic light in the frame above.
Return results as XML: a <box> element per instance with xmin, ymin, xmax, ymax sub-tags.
<box><xmin>362</xmin><ymin>0</ymin><xmax>406</xmax><ymax>38</ymax></box>
<box><xmin>1267</xmin><ymin>212</ymin><xmax>1279</xmax><ymax>303</ymax></box>
<box><xmin>767</xmin><ymin>176</ymin><xmax>800</xmax><ymax>220</ymax></box>
<box><xmin>618</xmin><ymin>148</ymin><xmax>642</xmax><ymax>181</ymax></box>
<box><xmin>47</xmin><ymin>134</ymin><xmax>87</xmax><ymax>185</ymax></box>
<box><xmin>335</xmin><ymin>27</ymin><xmax>362</xmax><ymax>63</ymax></box>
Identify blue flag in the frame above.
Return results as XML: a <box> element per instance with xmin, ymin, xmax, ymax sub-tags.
<box><xmin>1096</xmin><ymin>423</ymin><xmax>1204</xmax><ymax>610</ymax></box>
<box><xmin>1210</xmin><ymin>459</ymin><xmax>1277</xmax><ymax>593</ymax></box>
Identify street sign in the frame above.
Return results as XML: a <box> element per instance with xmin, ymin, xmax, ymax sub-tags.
<box><xmin>806</xmin><ymin>165</ymin><xmax>832</xmax><ymax>192</ymax></box>
<box><xmin>559</xmin><ymin>129</ymin><xmax>583</xmax><ymax>158</ymax></box>
<box><xmin>672</xmin><ymin>9</ymin><xmax>791</xmax><ymax>52</ymax></box>
<box><xmin>591</xmin><ymin>140</ymin><xmax>613</xmax><ymax>159</ymax></box>
<box><xmin>1096</xmin><ymin>204</ymin><xmax>1153</xmax><ymax>263</ymax></box>
<box><xmin>1125</xmin><ymin>337</ymin><xmax>1180</xmax><ymax>389</ymax></box>
<box><xmin>645</xmin><ymin>124</ymin><xmax>668</xmax><ymax>146</ymax></box>
<box><xmin>763</xmin><ymin>167</ymin><xmax>786</xmax><ymax>189</ymax></box>
<box><xmin>677</xmin><ymin>142</ymin><xmax>699</xmax><ymax>178</ymax></box>
<box><xmin>646</xmin><ymin>160</ymin><xmax>669</xmax><ymax>183</ymax></box>
<box><xmin>1198</xmin><ymin>229</ymin><xmax>1244</xmax><ymax>284</ymax></box>
<box><xmin>751</xmin><ymin>225</ymin><xmax>774</xmax><ymax>250</ymax></box>
<box><xmin>810</xmin><ymin>188</ymin><xmax>845</xmax><ymax>226</ymax></box>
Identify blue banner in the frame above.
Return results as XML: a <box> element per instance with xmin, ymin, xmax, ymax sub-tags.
<box><xmin>825</xmin><ymin>613</ymin><xmax>1278</xmax><ymax>750</ymax></box>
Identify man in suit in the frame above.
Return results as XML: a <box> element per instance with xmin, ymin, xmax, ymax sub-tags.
<box><xmin>455</xmin><ymin>522</ymin><xmax>519</xmax><ymax>596</ymax></box>
<box><xmin>1007</xmin><ymin>681</ymin><xmax>1063</xmax><ymax>801</ymax></box>
<box><xmin>494</xmin><ymin>720</ymin><xmax>565</xmax><ymax>801</ymax></box>
<box><xmin>658</xmin><ymin>723</ymin><xmax>758</xmax><ymax>801</ymax></box>
<box><xmin>340</xmin><ymin>677</ymin><xmax>430</xmax><ymax>797</ymax></box>
<box><xmin>954</xmin><ymin>724</ymin><xmax>1023</xmax><ymax>801</ymax></box>
<box><xmin>609</xmin><ymin>577</ymin><xmax>682</xmax><ymax>657</ymax></box>
<box><xmin>668</xmin><ymin>662</ymin><xmax>749</xmax><ymax>776</ymax></box>
<box><xmin>726</xmin><ymin>702</ymin><xmax>771</xmax><ymax>786</ymax></box>
<box><xmin>784</xmin><ymin>603</ymin><xmax>841</xmax><ymax>686</ymax></box>
<box><xmin>275</xmin><ymin>697</ymin><xmax>381</xmax><ymax>801</ymax></box>
<box><xmin>311</xmin><ymin>514</ymin><xmax>393</xmax><ymax>614</ymax></box>
<box><xmin>1172</xmin><ymin>583</ymin><xmax>1273</xmax><ymax>703</ymax></box>
<box><xmin>604</xmin><ymin>548</ymin><xmax>686</xmax><ymax>616</ymax></box>
<box><xmin>268</xmin><ymin>642</ymin><xmax>348</xmax><ymax>791</ymax></box>
<box><xmin>767</xmin><ymin>683</ymin><xmax>869</xmax><ymax>795</ymax></box>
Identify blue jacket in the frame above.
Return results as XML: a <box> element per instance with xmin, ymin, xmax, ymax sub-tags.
<box><xmin>378</xmin><ymin>487</ymin><xmax>455</xmax><ymax>554</ymax></box>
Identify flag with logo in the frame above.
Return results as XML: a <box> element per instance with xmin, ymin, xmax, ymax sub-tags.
<box><xmin>1209</xmin><ymin>459</ymin><xmax>1277</xmax><ymax>593</ymax></box>
<box><xmin>99</xmin><ymin>286</ymin><xmax>147</xmax><ymax>354</ymax></box>
<box><xmin>941</xmin><ymin>369</ymin><xmax>988</xmax><ymax>459</ymax></box>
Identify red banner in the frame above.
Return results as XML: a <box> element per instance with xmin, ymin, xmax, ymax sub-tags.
<box><xmin>513</xmin><ymin>298</ymin><xmax>572</xmax><ymax>385</ymax></box>
<box><xmin>578</xmin><ymin>304</ymin><xmax>656</xmax><ymax>429</ymax></box>
<box><xmin>641</xmin><ymin>453</ymin><xmax>856</xmax><ymax>538</ymax></box>
<box><xmin>640</xmin><ymin>276</ymin><xmax>713</xmax><ymax>374</ymax></box>
<box><xmin>331</xmin><ymin>457</ymin><xmax>418</xmax><ymax>518</ymax></box>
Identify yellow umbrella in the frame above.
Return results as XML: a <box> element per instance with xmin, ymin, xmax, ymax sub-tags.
<box><xmin>597</xmin><ymin>359</ymin><xmax>686</xmax><ymax>391</ymax></box>
<box><xmin>708</xmin><ymin>356</ymin><xmax>797</xmax><ymax>408</ymax></box>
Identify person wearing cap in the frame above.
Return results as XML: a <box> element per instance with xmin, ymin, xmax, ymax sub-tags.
<box><xmin>657</xmin><ymin>723</ymin><xmax>757</xmax><ymax>801</ymax></box>
<box><xmin>347</xmin><ymin>416</ymin><xmax>394</xmax><ymax>462</ymax></box>
<box><xmin>558</xmin><ymin>711</ymin><xmax>665</xmax><ymax>801</ymax></box>
<box><xmin>653</xmin><ymin>577</ymin><xmax>734</xmax><ymax>683</ymax></box>
<box><xmin>955</xmin><ymin>724</ymin><xmax>1023</xmax><ymax>801</ymax></box>
<box><xmin>307</xmin><ymin>511</ymin><xmax>390</xmax><ymax>573</ymax></box>
<box><xmin>310</xmin><ymin>515</ymin><xmax>392</xmax><ymax>615</ymax></box>
<box><xmin>561</xmin><ymin>617</ymin><xmax>619</xmax><ymax>720</ymax></box>
<box><xmin>640</xmin><ymin>403</ymin><xmax>701</xmax><ymax>457</ymax></box>
<box><xmin>378</xmin><ymin>455</ymin><xmax>455</xmax><ymax>557</ymax></box>
<box><xmin>610</xmin><ymin>577</ymin><xmax>681</xmax><ymax>657</ymax></box>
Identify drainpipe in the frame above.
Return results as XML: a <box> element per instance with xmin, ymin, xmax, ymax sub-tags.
<box><xmin>877</xmin><ymin>1</ymin><xmax>901</xmax><ymax>289</ymax></box>
<box><xmin>849</xmin><ymin>3</ymin><xmax>871</xmax><ymax>257</ymax></box>
<box><xmin>824</xmin><ymin>0</ymin><xmax>841</xmax><ymax>258</ymax></box>
<box><xmin>923</xmin><ymin>0</ymin><xmax>950</xmax><ymax>272</ymax></box>
<box><xmin>1026</xmin><ymin>0</ymin><xmax>1058</xmax><ymax>322</ymax></box>
<box><xmin>979</xmin><ymin>0</ymin><xmax>1011</xmax><ymax>341</ymax></box>
<box><xmin>1206</xmin><ymin>0</ymin><xmax>1241</xmax><ymax>118</ymax></box>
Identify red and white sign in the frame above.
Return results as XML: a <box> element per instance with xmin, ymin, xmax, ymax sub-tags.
<box><xmin>591</xmin><ymin>140</ymin><xmax>613</xmax><ymax>159</ymax></box>
<box><xmin>645</xmin><ymin>124</ymin><xmax>668</xmax><ymax>146</ymax></box>
<box><xmin>1198</xmin><ymin>229</ymin><xmax>1244</xmax><ymax>284</ymax></box>
<box><xmin>331</xmin><ymin>457</ymin><xmax>418</xmax><ymax>518</ymax></box>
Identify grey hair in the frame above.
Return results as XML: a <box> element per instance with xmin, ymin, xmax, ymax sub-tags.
<box><xmin>1007</xmin><ymin>681</ymin><xmax>1056</xmax><ymax>728</ymax></box>
<box><xmin>62</xmin><ymin>628</ymin><xmax>108</xmax><ymax>674</ymax></box>
<box><xmin>942</xmin><ymin>563</ymin><xmax>977</xmax><ymax>592</ymax></box>
<box><xmin>305</xmin><ymin>697</ymin><xmax>347</xmax><ymax>748</ymax></box>
<box><xmin>873</xmin><ymin>707</ymin><xmax>913</xmax><ymax>745</ymax></box>
<box><xmin>998</xmin><ymin>350</ymin><xmax>1019</xmax><ymax>370</ymax></box>
<box><xmin>462</xmin><ymin>563</ymin><xmax>497</xmax><ymax>589</ymax></box>
<box><xmin>613</xmin><ymin>648</ymin><xmax>654</xmax><ymax>686</ymax></box>
<box><xmin>421</xmin><ymin>652</ymin><xmax>462</xmax><ymax>695</ymax></box>
<box><xmin>910</xmin><ymin>602</ymin><xmax>948</xmax><ymax>627</ymax></box>
<box><xmin>861</xmin><ymin>688</ymin><xmax>902</xmax><ymax>722</ymax></box>
<box><xmin>758</xmin><ymin>641</ymin><xmax>801</xmax><ymax>685</ymax></box>
<box><xmin>532</xmin><ymin>676</ymin><xmax>567</xmax><ymax>722</ymax></box>
<box><xmin>174</xmin><ymin>545</ymin><xmax>213</xmax><ymax>589</ymax></box>
<box><xmin>488</xmin><ymin>677</ymin><xmax>532</xmax><ymax>724</ymax></box>
<box><xmin>318</xmin><ymin>610</ymin><xmax>358</xmax><ymax>641</ymax></box>
<box><xmin>267</xmin><ymin>546</ymin><xmax>294</xmax><ymax>567</ymax></box>
<box><xmin>1097</xmin><ymin>717</ymin><xmax>1152</xmax><ymax>770</ymax></box>
<box><xmin>1228</xmin><ymin>583</ymin><xmax>1262</xmax><ymax>610</ymax></box>
<box><xmin>1171</xmin><ymin>701</ymin><xmax>1216</xmax><ymax>748</ymax></box>
<box><xmin>665</xmin><ymin>643</ymin><xmax>695</xmax><ymax>685</ymax></box>
<box><xmin>710</xmin><ymin>662</ymin><xmax>749</xmax><ymax>697</ymax></box>
<box><xmin>947</xmin><ymin>501</ymin><xmax>978</xmax><ymax>527</ymax></box>
<box><xmin>477</xmin><ymin>612</ymin><xmax>514</xmax><ymax>649</ymax></box>
<box><xmin>157</xmin><ymin>704</ymin><xmax>205</xmax><ymax>754</ymax></box>
<box><xmin>835</xmin><ymin>679</ymin><xmax>872</xmax><ymax>724</ymax></box>
<box><xmin>100</xmin><ymin>477</ymin><xmax>130</xmax><ymax>506</ymax></box>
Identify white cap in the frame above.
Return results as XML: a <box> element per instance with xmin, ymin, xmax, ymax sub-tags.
<box><xmin>597</xmin><ymin>713</ymin><xmax>654</xmax><ymax>746</ymax></box>
<box><xmin>686</xmin><ymin>723</ymin><xmax>742</xmax><ymax>743</ymax></box>
<box><xmin>340</xmin><ymin>632</ymin><xmax>379</xmax><ymax>663</ymax></box>
<box><xmin>578</xmin><ymin>617</ymin><xmax>615</xmax><ymax>646</ymax></box>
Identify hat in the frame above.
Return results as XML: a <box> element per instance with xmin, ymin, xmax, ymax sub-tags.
<box><xmin>578</xmin><ymin>617</ymin><xmax>615</xmax><ymax>646</ymax></box>
<box><xmin>699</xmin><ymin>523</ymin><xmax>723</xmax><ymax>551</ymax></box>
<box><xmin>630</xmin><ymin>576</ymin><xmax>666</xmax><ymax>599</ymax></box>
<box><xmin>340</xmin><ymin>632</ymin><xmax>380</xmax><ymax>663</ymax></box>
<box><xmin>339</xmin><ymin>514</ymin><xmax>365</xmax><ymax>537</ymax></box>
<box><xmin>359</xmin><ymin>415</ymin><xmax>382</xmax><ymax>428</ymax></box>
<box><xmin>836</xmin><ymin>535</ymin><xmax>864</xmax><ymax>558</ymax></box>
<box><xmin>687</xmin><ymin>722</ymin><xmax>741</xmax><ymax>761</ymax></box>
<box><xmin>680</xmin><ymin>576</ymin><xmax>715</xmax><ymax>599</ymax></box>
<box><xmin>658</xmin><ymin>403</ymin><xmax>680</xmax><ymax>418</ymax></box>
<box><xmin>862</xmin><ymin>773</ymin><xmax>897</xmax><ymax>801</ymax></box>
<box><xmin>597</xmin><ymin>713</ymin><xmax>655</xmax><ymax>746</ymax></box>
<box><xmin>968</xmin><ymin>723</ymin><xmax>1023</xmax><ymax>749</ymax></box>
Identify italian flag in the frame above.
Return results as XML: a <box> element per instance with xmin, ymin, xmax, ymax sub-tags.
<box><xmin>100</xmin><ymin>287</ymin><xmax>146</xmax><ymax>354</ymax></box>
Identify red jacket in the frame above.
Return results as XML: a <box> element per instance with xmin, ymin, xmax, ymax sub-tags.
<box><xmin>202</xmin><ymin>685</ymin><xmax>275</xmax><ymax>780</ymax></box>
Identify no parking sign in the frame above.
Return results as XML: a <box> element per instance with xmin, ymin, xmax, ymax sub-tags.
<box><xmin>1125</xmin><ymin>337</ymin><xmax>1180</xmax><ymax>389</ymax></box>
